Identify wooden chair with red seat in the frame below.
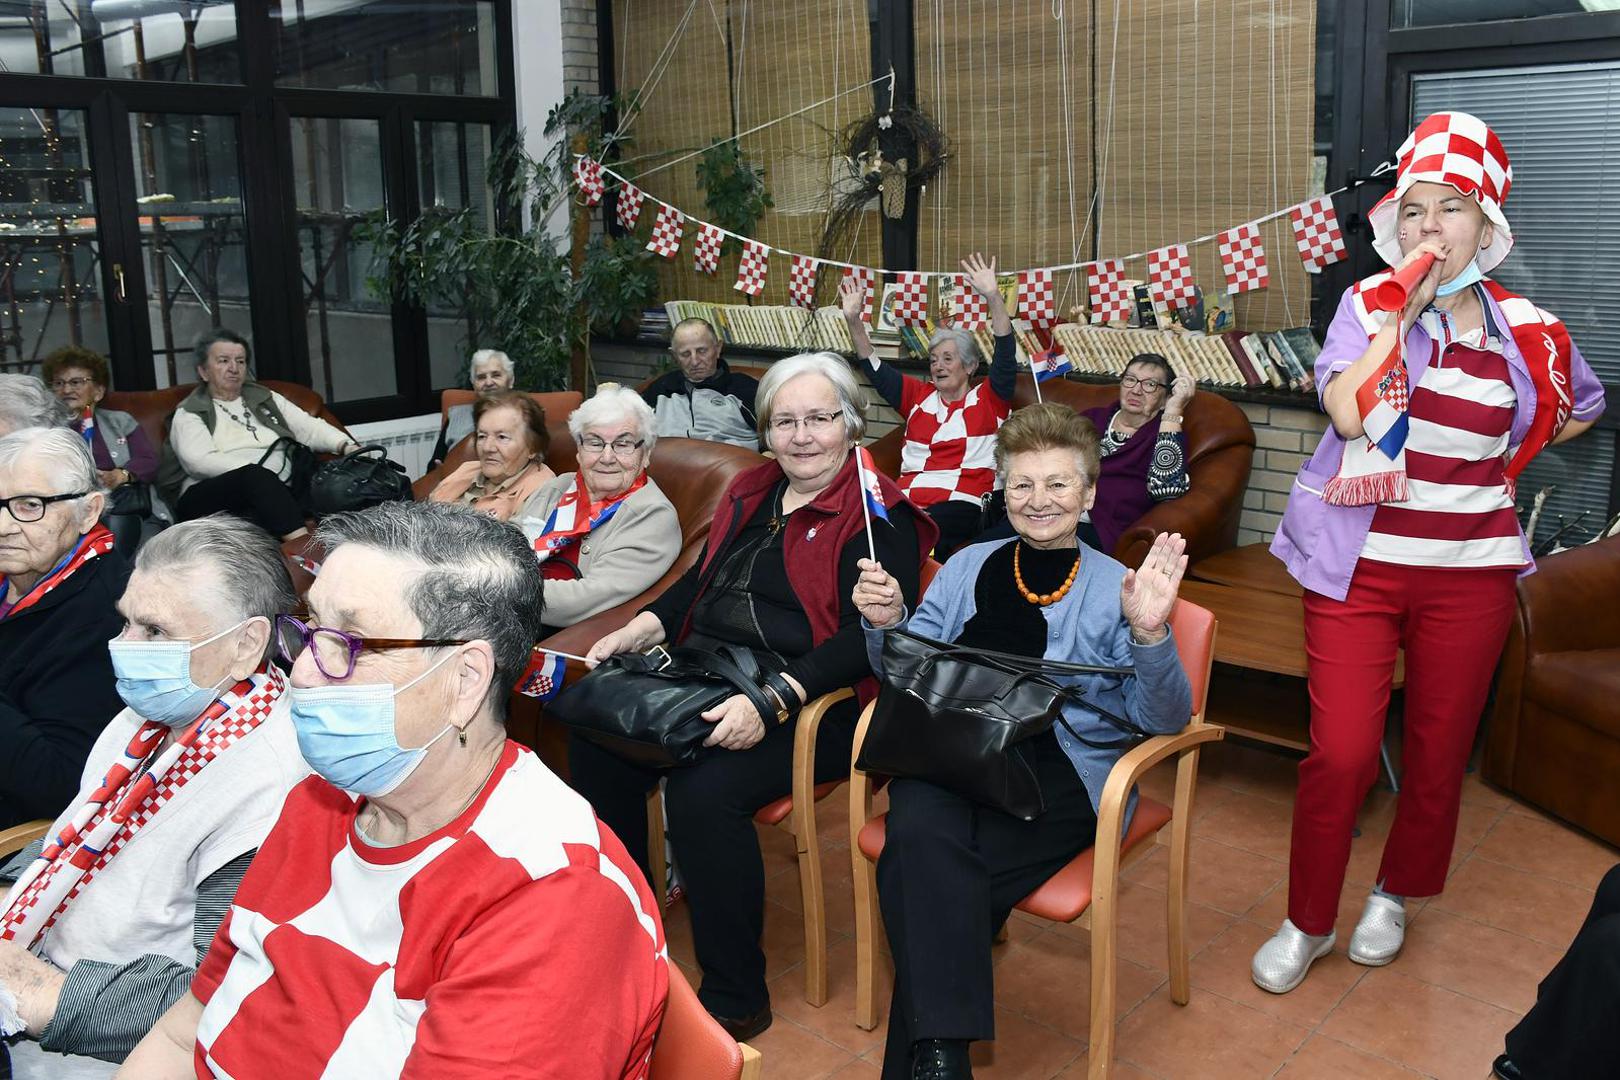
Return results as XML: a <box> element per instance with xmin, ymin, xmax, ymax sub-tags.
<box><xmin>645</xmin><ymin>558</ymin><xmax>945</xmax><ymax>1010</ymax></box>
<box><xmin>650</xmin><ymin>963</ymin><xmax>763</xmax><ymax>1080</ymax></box>
<box><xmin>0</xmin><ymin>819</ymin><xmax>51</xmax><ymax>860</ymax></box>
<box><xmin>848</xmin><ymin>598</ymin><xmax>1222</xmax><ymax>1079</ymax></box>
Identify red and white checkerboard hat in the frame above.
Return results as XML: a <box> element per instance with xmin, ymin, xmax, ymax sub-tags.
<box><xmin>1369</xmin><ymin>111</ymin><xmax>1514</xmax><ymax>273</ymax></box>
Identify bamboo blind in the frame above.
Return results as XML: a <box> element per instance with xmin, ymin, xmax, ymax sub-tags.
<box><xmin>611</xmin><ymin>0</ymin><xmax>882</xmax><ymax>310</ymax></box>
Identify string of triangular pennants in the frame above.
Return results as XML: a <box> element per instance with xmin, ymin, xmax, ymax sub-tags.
<box><xmin>575</xmin><ymin>154</ymin><xmax>1389</xmax><ymax>331</ymax></box>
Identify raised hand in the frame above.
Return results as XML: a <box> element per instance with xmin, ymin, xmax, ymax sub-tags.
<box><xmin>960</xmin><ymin>252</ymin><xmax>1000</xmax><ymax>300</ymax></box>
<box><xmin>1120</xmin><ymin>532</ymin><xmax>1188</xmax><ymax>643</ymax></box>
<box><xmin>1168</xmin><ymin>375</ymin><xmax>1197</xmax><ymax>411</ymax></box>
<box><xmin>853</xmin><ymin>557</ymin><xmax>906</xmax><ymax>629</ymax></box>
<box><xmin>839</xmin><ymin>274</ymin><xmax>867</xmax><ymax>322</ymax></box>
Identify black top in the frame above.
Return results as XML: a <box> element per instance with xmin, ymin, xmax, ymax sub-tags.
<box><xmin>646</xmin><ymin>478</ymin><xmax>921</xmax><ymax>701</ymax></box>
<box><xmin>956</xmin><ymin>540</ymin><xmax>1084</xmax><ymax>660</ymax></box>
<box><xmin>0</xmin><ymin>547</ymin><xmax>130</xmax><ymax>827</ymax></box>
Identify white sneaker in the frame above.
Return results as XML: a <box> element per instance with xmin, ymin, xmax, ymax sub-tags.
<box><xmin>1251</xmin><ymin>920</ymin><xmax>1335</xmax><ymax>994</ymax></box>
<box><xmin>1348</xmin><ymin>894</ymin><xmax>1406</xmax><ymax>966</ymax></box>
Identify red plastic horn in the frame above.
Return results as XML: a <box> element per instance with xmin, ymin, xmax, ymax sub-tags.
<box><xmin>1371</xmin><ymin>251</ymin><xmax>1437</xmax><ymax>313</ymax></box>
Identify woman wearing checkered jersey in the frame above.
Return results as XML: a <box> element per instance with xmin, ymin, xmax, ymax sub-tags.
<box><xmin>841</xmin><ymin>253</ymin><xmax>1019</xmax><ymax>557</ymax></box>
<box><xmin>1254</xmin><ymin>112</ymin><xmax>1605</xmax><ymax>998</ymax></box>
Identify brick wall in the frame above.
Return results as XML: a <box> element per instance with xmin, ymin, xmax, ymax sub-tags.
<box><xmin>561</xmin><ymin>0</ymin><xmax>599</xmax><ymax>95</ymax></box>
<box><xmin>1235</xmin><ymin>401</ymin><xmax>1330</xmax><ymax>546</ymax></box>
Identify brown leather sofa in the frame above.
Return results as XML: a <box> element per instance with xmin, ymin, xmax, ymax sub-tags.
<box><xmin>412</xmin><ymin>390</ymin><xmax>585</xmax><ymax>501</ymax></box>
<box><xmin>866</xmin><ymin>373</ymin><xmax>1256</xmax><ymax>568</ymax></box>
<box><xmin>1484</xmin><ymin>535</ymin><xmax>1620</xmax><ymax>846</ymax></box>
<box><xmin>102</xmin><ymin>380</ymin><xmax>350</xmax><ymax>455</ymax></box>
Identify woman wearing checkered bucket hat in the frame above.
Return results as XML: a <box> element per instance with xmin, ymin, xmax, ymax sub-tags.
<box><xmin>1251</xmin><ymin>112</ymin><xmax>1607</xmax><ymax>996</ymax></box>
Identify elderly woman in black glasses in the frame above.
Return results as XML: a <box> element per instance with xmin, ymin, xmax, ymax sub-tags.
<box><xmin>513</xmin><ymin>384</ymin><xmax>679</xmax><ymax>636</ymax></box>
<box><xmin>1076</xmin><ymin>353</ymin><xmax>1195</xmax><ymax>554</ymax></box>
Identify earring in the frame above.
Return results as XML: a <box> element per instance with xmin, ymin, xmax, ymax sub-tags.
<box><xmin>458</xmin><ymin>727</ymin><xmax>468</xmax><ymax>747</ymax></box>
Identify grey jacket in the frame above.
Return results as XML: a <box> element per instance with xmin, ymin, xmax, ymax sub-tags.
<box><xmin>514</xmin><ymin>473</ymin><xmax>682</xmax><ymax>628</ymax></box>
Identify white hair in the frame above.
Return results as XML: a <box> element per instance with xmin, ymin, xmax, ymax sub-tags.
<box><xmin>756</xmin><ymin>352</ymin><xmax>867</xmax><ymax>442</ymax></box>
<box><xmin>0</xmin><ymin>426</ymin><xmax>104</xmax><ymax>528</ymax></box>
<box><xmin>135</xmin><ymin>515</ymin><xmax>296</xmax><ymax>646</ymax></box>
<box><xmin>0</xmin><ymin>374</ymin><xmax>71</xmax><ymax>436</ymax></box>
<box><xmin>927</xmin><ymin>327</ymin><xmax>985</xmax><ymax>374</ymax></box>
<box><xmin>567</xmin><ymin>383</ymin><xmax>658</xmax><ymax>455</ymax></box>
<box><xmin>469</xmin><ymin>349</ymin><xmax>514</xmax><ymax>381</ymax></box>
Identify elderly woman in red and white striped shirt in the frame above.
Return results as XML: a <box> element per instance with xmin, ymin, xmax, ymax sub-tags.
<box><xmin>1254</xmin><ymin>112</ymin><xmax>1606</xmax><ymax>996</ymax></box>
<box><xmin>841</xmin><ymin>253</ymin><xmax>1018</xmax><ymax>557</ymax></box>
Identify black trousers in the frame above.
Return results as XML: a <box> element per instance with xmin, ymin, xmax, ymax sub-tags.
<box><xmin>1503</xmin><ymin>862</ymin><xmax>1620</xmax><ymax>1078</ymax></box>
<box><xmin>567</xmin><ymin>703</ymin><xmax>855</xmax><ymax>1018</ymax></box>
<box><xmin>177</xmin><ymin>464</ymin><xmax>305</xmax><ymax>538</ymax></box>
<box><xmin>877</xmin><ymin>731</ymin><xmax>1098</xmax><ymax>1079</ymax></box>
<box><xmin>925</xmin><ymin>502</ymin><xmax>985</xmax><ymax>560</ymax></box>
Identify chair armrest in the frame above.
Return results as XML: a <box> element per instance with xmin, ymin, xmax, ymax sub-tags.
<box><xmin>1093</xmin><ymin>724</ymin><xmax>1225</xmax><ymax>865</ymax></box>
<box><xmin>793</xmin><ymin>688</ymin><xmax>855</xmax><ymax>813</ymax></box>
<box><xmin>1517</xmin><ymin>536</ymin><xmax>1620</xmax><ymax>656</ymax></box>
<box><xmin>1114</xmin><ymin>444</ymin><xmax>1253</xmax><ymax>569</ymax></box>
<box><xmin>848</xmin><ymin>699</ymin><xmax>880</xmax><ymax>844</ymax></box>
<box><xmin>0</xmin><ymin>819</ymin><xmax>50</xmax><ymax>860</ymax></box>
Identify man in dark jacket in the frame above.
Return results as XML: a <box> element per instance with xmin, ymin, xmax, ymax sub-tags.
<box><xmin>0</xmin><ymin>426</ymin><xmax>129</xmax><ymax>827</ymax></box>
<box><xmin>641</xmin><ymin>318</ymin><xmax>761</xmax><ymax>450</ymax></box>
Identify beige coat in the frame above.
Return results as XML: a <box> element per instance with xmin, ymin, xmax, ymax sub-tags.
<box><xmin>514</xmin><ymin>473</ymin><xmax>681</xmax><ymax>628</ymax></box>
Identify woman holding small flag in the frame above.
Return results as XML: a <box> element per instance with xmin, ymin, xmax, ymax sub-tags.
<box><xmin>840</xmin><ymin>252</ymin><xmax>1018</xmax><ymax>558</ymax></box>
<box><xmin>573</xmin><ymin>354</ymin><xmax>934</xmax><ymax>1040</ymax></box>
<box><xmin>513</xmin><ymin>385</ymin><xmax>677</xmax><ymax>635</ymax></box>
<box><xmin>1255</xmin><ymin>112</ymin><xmax>1606</xmax><ymax>995</ymax></box>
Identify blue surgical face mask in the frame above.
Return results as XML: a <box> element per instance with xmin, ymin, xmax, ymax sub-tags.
<box><xmin>289</xmin><ymin>650</ymin><xmax>460</xmax><ymax>798</ymax></box>
<box><xmin>108</xmin><ymin>620</ymin><xmax>252</xmax><ymax>728</ymax></box>
<box><xmin>1434</xmin><ymin>259</ymin><xmax>1485</xmax><ymax>298</ymax></box>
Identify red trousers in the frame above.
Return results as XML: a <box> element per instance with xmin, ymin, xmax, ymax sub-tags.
<box><xmin>1287</xmin><ymin>559</ymin><xmax>1518</xmax><ymax>935</ymax></box>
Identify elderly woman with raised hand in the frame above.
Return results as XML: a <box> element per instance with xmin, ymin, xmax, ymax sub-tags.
<box><xmin>841</xmin><ymin>253</ymin><xmax>1017</xmax><ymax>557</ymax></box>
<box><xmin>1254</xmin><ymin>113</ymin><xmax>1606</xmax><ymax>997</ymax></box>
<box><xmin>427</xmin><ymin>390</ymin><xmax>557</xmax><ymax>522</ymax></box>
<box><xmin>852</xmin><ymin>403</ymin><xmax>1192</xmax><ymax>1080</ymax></box>
<box><xmin>574</xmin><ymin>354</ymin><xmax>935</xmax><ymax>1040</ymax></box>
<box><xmin>119</xmin><ymin>501</ymin><xmax>667</xmax><ymax>1080</ymax></box>
<box><xmin>166</xmin><ymin>328</ymin><xmax>358</xmax><ymax>542</ymax></box>
<box><xmin>0</xmin><ymin>428</ymin><xmax>128</xmax><ymax>829</ymax></box>
<box><xmin>1079</xmin><ymin>352</ymin><xmax>1194</xmax><ymax>553</ymax></box>
<box><xmin>0</xmin><ymin>516</ymin><xmax>307</xmax><ymax>1079</ymax></box>
<box><xmin>429</xmin><ymin>348</ymin><xmax>517</xmax><ymax>469</ymax></box>
<box><xmin>44</xmin><ymin>346</ymin><xmax>168</xmax><ymax>555</ymax></box>
<box><xmin>515</xmin><ymin>385</ymin><xmax>677</xmax><ymax>635</ymax></box>
<box><xmin>0</xmin><ymin>374</ymin><xmax>69</xmax><ymax>437</ymax></box>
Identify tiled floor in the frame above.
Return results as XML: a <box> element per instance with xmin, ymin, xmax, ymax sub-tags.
<box><xmin>661</xmin><ymin>738</ymin><xmax>1617</xmax><ymax>1079</ymax></box>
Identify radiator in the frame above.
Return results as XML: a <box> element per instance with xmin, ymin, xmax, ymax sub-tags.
<box><xmin>347</xmin><ymin>414</ymin><xmax>444</xmax><ymax>481</ymax></box>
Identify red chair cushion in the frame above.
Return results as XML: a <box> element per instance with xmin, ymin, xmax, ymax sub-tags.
<box><xmin>753</xmin><ymin>781</ymin><xmax>842</xmax><ymax>827</ymax></box>
<box><xmin>856</xmin><ymin>796</ymin><xmax>1174</xmax><ymax>923</ymax></box>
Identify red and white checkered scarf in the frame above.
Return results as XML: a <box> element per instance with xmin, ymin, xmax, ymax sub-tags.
<box><xmin>0</xmin><ymin>666</ymin><xmax>284</xmax><ymax>951</ymax></box>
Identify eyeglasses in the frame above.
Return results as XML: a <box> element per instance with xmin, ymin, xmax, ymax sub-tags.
<box><xmin>578</xmin><ymin>436</ymin><xmax>645</xmax><ymax>457</ymax></box>
<box><xmin>769</xmin><ymin>411</ymin><xmax>842</xmax><ymax>436</ymax></box>
<box><xmin>1120</xmin><ymin>374</ymin><xmax>1166</xmax><ymax>393</ymax></box>
<box><xmin>0</xmin><ymin>492</ymin><xmax>88</xmax><ymax>523</ymax></box>
<box><xmin>274</xmin><ymin>613</ymin><xmax>468</xmax><ymax>682</ymax></box>
<box><xmin>49</xmin><ymin>377</ymin><xmax>93</xmax><ymax>390</ymax></box>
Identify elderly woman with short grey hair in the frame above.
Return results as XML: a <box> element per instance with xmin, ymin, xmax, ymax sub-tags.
<box><xmin>0</xmin><ymin>515</ymin><xmax>308</xmax><ymax>1079</ymax></box>
<box><xmin>515</xmin><ymin>383</ymin><xmax>678</xmax><ymax>635</ymax></box>
<box><xmin>575</xmin><ymin>353</ymin><xmax>936</xmax><ymax>1039</ymax></box>
<box><xmin>0</xmin><ymin>427</ymin><xmax>127</xmax><ymax>828</ymax></box>
<box><xmin>122</xmin><ymin>501</ymin><xmax>668</xmax><ymax>1079</ymax></box>
<box><xmin>0</xmin><ymin>374</ymin><xmax>70</xmax><ymax>437</ymax></box>
<box><xmin>840</xmin><ymin>252</ymin><xmax>1018</xmax><ymax>557</ymax></box>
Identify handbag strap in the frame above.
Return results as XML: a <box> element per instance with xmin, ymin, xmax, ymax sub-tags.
<box><xmin>646</xmin><ymin>644</ymin><xmax>782</xmax><ymax>725</ymax></box>
<box><xmin>892</xmin><ymin>627</ymin><xmax>1134</xmax><ymax>680</ymax></box>
<box><xmin>255</xmin><ymin>436</ymin><xmax>297</xmax><ymax>469</ymax></box>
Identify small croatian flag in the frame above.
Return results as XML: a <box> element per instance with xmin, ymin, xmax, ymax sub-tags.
<box><xmin>517</xmin><ymin>650</ymin><xmax>567</xmax><ymax>701</ymax></box>
<box><xmin>80</xmin><ymin>406</ymin><xmax>95</xmax><ymax>445</ymax></box>
<box><xmin>856</xmin><ymin>445</ymin><xmax>889</xmax><ymax>522</ymax></box>
<box><xmin>1032</xmin><ymin>347</ymin><xmax>1073</xmax><ymax>383</ymax></box>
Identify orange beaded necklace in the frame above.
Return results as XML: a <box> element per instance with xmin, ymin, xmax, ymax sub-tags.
<box><xmin>1013</xmin><ymin>541</ymin><xmax>1081</xmax><ymax>606</ymax></box>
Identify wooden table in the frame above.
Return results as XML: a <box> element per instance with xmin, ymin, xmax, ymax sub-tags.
<box><xmin>1188</xmin><ymin>542</ymin><xmax>1302</xmax><ymax>597</ymax></box>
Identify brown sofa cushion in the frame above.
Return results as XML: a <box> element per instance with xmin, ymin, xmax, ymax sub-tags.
<box><xmin>102</xmin><ymin>380</ymin><xmax>350</xmax><ymax>450</ymax></box>
<box><xmin>1524</xmin><ymin>648</ymin><xmax>1620</xmax><ymax>741</ymax></box>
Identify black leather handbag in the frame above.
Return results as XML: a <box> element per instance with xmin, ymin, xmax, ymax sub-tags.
<box><xmin>856</xmin><ymin>628</ymin><xmax>1145</xmax><ymax>820</ymax></box>
<box><xmin>306</xmin><ymin>445</ymin><xmax>411</xmax><ymax>515</ymax></box>
<box><xmin>547</xmin><ymin>644</ymin><xmax>785</xmax><ymax>768</ymax></box>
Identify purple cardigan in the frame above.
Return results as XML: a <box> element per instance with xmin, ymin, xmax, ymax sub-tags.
<box><xmin>1082</xmin><ymin>404</ymin><xmax>1161</xmax><ymax>554</ymax></box>
<box><xmin>1271</xmin><ymin>284</ymin><xmax>1607</xmax><ymax>602</ymax></box>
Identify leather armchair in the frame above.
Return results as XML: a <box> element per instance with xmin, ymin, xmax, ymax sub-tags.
<box><xmin>412</xmin><ymin>390</ymin><xmax>585</xmax><ymax>500</ymax></box>
<box><xmin>1484</xmin><ymin>535</ymin><xmax>1620</xmax><ymax>846</ymax></box>
<box><xmin>864</xmin><ymin>374</ymin><xmax>1255</xmax><ymax>568</ymax></box>
<box><xmin>102</xmin><ymin>380</ymin><xmax>350</xmax><ymax>452</ymax></box>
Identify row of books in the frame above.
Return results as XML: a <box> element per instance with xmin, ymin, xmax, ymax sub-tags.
<box><xmin>658</xmin><ymin>300</ymin><xmax>1321</xmax><ymax>393</ymax></box>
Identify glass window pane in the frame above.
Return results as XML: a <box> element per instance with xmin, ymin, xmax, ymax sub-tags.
<box><xmin>291</xmin><ymin>115</ymin><xmax>396</xmax><ymax>404</ymax></box>
<box><xmin>130</xmin><ymin>112</ymin><xmax>249</xmax><ymax>388</ymax></box>
<box><xmin>0</xmin><ymin>2</ymin><xmax>241</xmax><ymax>83</ymax></box>
<box><xmin>416</xmin><ymin>120</ymin><xmax>496</xmax><ymax>392</ymax></box>
<box><xmin>1393</xmin><ymin>0</ymin><xmax>1599</xmax><ymax>29</ymax></box>
<box><xmin>0</xmin><ymin>106</ymin><xmax>109</xmax><ymax>374</ymax></box>
<box><xmin>272</xmin><ymin>1</ymin><xmax>497</xmax><ymax>96</ymax></box>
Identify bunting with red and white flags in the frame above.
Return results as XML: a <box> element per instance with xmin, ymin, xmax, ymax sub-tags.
<box><xmin>892</xmin><ymin>272</ymin><xmax>930</xmax><ymax>327</ymax></box>
<box><xmin>1147</xmin><ymin>244</ymin><xmax>1197</xmax><ymax>309</ymax></box>
<box><xmin>842</xmin><ymin>266</ymin><xmax>876</xmax><ymax>323</ymax></box>
<box><xmin>1217</xmin><ymin>223</ymin><xmax>1270</xmax><ymax>294</ymax></box>
<box><xmin>952</xmin><ymin>275</ymin><xmax>989</xmax><ymax>329</ymax></box>
<box><xmin>573</xmin><ymin>156</ymin><xmax>605</xmax><ymax>205</ymax></box>
<box><xmin>693</xmin><ymin>223</ymin><xmax>723</xmax><ymax>274</ymax></box>
<box><xmin>645</xmin><ymin>204</ymin><xmax>684</xmax><ymax>259</ymax></box>
<box><xmin>734</xmin><ymin>240</ymin><xmax>770</xmax><ymax>296</ymax></box>
<box><xmin>1291</xmin><ymin>195</ymin><xmax>1348</xmax><ymax>273</ymax></box>
<box><xmin>1018</xmin><ymin>269</ymin><xmax>1057</xmax><ymax>328</ymax></box>
<box><xmin>788</xmin><ymin>255</ymin><xmax>819</xmax><ymax>309</ymax></box>
<box><xmin>1088</xmin><ymin>259</ymin><xmax>1131</xmax><ymax>324</ymax></box>
<box><xmin>615</xmin><ymin>182</ymin><xmax>644</xmax><ymax>231</ymax></box>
